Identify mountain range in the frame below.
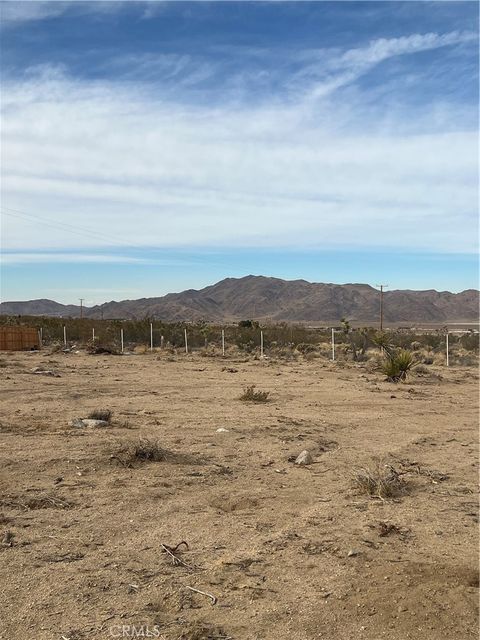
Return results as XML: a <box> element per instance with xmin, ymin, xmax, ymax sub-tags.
<box><xmin>1</xmin><ymin>276</ymin><xmax>478</xmax><ymax>324</ymax></box>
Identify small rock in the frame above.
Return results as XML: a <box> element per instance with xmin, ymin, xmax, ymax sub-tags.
<box><xmin>398</xmin><ymin>605</ymin><xmax>408</xmax><ymax>613</ymax></box>
<box><xmin>70</xmin><ymin>418</ymin><xmax>108</xmax><ymax>428</ymax></box>
<box><xmin>2</xmin><ymin>531</ymin><xmax>14</xmax><ymax>547</ymax></box>
<box><xmin>31</xmin><ymin>367</ymin><xmax>60</xmax><ymax>377</ymax></box>
<box><xmin>81</xmin><ymin>419</ymin><xmax>109</xmax><ymax>428</ymax></box>
<box><xmin>216</xmin><ymin>428</ymin><xmax>229</xmax><ymax>433</ymax></box>
<box><xmin>347</xmin><ymin>549</ymin><xmax>360</xmax><ymax>557</ymax></box>
<box><xmin>294</xmin><ymin>450</ymin><xmax>313</xmax><ymax>465</ymax></box>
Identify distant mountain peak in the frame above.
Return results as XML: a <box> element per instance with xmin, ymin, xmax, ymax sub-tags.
<box><xmin>0</xmin><ymin>276</ymin><xmax>478</xmax><ymax>323</ymax></box>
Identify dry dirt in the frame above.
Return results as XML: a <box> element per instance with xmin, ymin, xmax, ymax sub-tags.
<box><xmin>0</xmin><ymin>350</ymin><xmax>478</xmax><ymax>640</ymax></box>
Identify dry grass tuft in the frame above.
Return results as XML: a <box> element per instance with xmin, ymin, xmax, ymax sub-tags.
<box><xmin>239</xmin><ymin>385</ymin><xmax>270</xmax><ymax>403</ymax></box>
<box><xmin>0</xmin><ymin>494</ymin><xmax>73</xmax><ymax>510</ymax></box>
<box><xmin>86</xmin><ymin>343</ymin><xmax>118</xmax><ymax>355</ymax></box>
<box><xmin>88</xmin><ymin>409</ymin><xmax>113</xmax><ymax>423</ymax></box>
<box><xmin>111</xmin><ymin>437</ymin><xmax>170</xmax><ymax>467</ymax></box>
<box><xmin>352</xmin><ymin>460</ymin><xmax>407</xmax><ymax>499</ymax></box>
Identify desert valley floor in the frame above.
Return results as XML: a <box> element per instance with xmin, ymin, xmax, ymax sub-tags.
<box><xmin>0</xmin><ymin>350</ymin><xmax>478</xmax><ymax>640</ymax></box>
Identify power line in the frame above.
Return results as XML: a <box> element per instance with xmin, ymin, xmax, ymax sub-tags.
<box><xmin>1</xmin><ymin>206</ymin><xmax>147</xmax><ymax>249</ymax></box>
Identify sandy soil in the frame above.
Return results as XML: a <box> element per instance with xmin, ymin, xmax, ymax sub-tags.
<box><xmin>0</xmin><ymin>350</ymin><xmax>478</xmax><ymax>640</ymax></box>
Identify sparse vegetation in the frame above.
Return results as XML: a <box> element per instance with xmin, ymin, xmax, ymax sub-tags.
<box><xmin>0</xmin><ymin>315</ymin><xmax>477</xmax><ymax>368</ymax></box>
<box><xmin>372</xmin><ymin>331</ymin><xmax>394</xmax><ymax>356</ymax></box>
<box><xmin>382</xmin><ymin>349</ymin><xmax>414</xmax><ymax>382</ymax></box>
<box><xmin>111</xmin><ymin>438</ymin><xmax>170</xmax><ymax>467</ymax></box>
<box><xmin>0</xmin><ymin>494</ymin><xmax>73</xmax><ymax>510</ymax></box>
<box><xmin>239</xmin><ymin>385</ymin><xmax>270</xmax><ymax>403</ymax></box>
<box><xmin>353</xmin><ymin>460</ymin><xmax>407</xmax><ymax>499</ymax></box>
<box><xmin>86</xmin><ymin>343</ymin><xmax>118</xmax><ymax>355</ymax></box>
<box><xmin>296</xmin><ymin>343</ymin><xmax>317</xmax><ymax>354</ymax></box>
<box><xmin>1</xmin><ymin>342</ymin><xmax>477</xmax><ymax>637</ymax></box>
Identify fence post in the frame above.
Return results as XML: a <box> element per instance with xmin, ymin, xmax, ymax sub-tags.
<box><xmin>121</xmin><ymin>328</ymin><xmax>124</xmax><ymax>354</ymax></box>
<box><xmin>150</xmin><ymin>322</ymin><xmax>153</xmax><ymax>351</ymax></box>
<box><xmin>160</xmin><ymin>335</ymin><xmax>164</xmax><ymax>349</ymax></box>
<box><xmin>63</xmin><ymin>325</ymin><xmax>67</xmax><ymax>347</ymax></box>
<box><xmin>40</xmin><ymin>327</ymin><xmax>43</xmax><ymax>344</ymax></box>
<box><xmin>184</xmin><ymin>328</ymin><xmax>188</xmax><ymax>354</ymax></box>
<box><xmin>446</xmin><ymin>331</ymin><xmax>449</xmax><ymax>367</ymax></box>
<box><xmin>260</xmin><ymin>330</ymin><xmax>264</xmax><ymax>358</ymax></box>
<box><xmin>92</xmin><ymin>327</ymin><xmax>95</xmax><ymax>342</ymax></box>
<box><xmin>331</xmin><ymin>328</ymin><xmax>335</xmax><ymax>361</ymax></box>
<box><xmin>222</xmin><ymin>329</ymin><xmax>225</xmax><ymax>357</ymax></box>
<box><xmin>38</xmin><ymin>329</ymin><xmax>42</xmax><ymax>348</ymax></box>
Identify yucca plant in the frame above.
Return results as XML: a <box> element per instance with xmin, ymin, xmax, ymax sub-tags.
<box><xmin>372</xmin><ymin>331</ymin><xmax>394</xmax><ymax>357</ymax></box>
<box><xmin>382</xmin><ymin>349</ymin><xmax>414</xmax><ymax>382</ymax></box>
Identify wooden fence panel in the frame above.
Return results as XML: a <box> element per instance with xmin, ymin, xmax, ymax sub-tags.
<box><xmin>0</xmin><ymin>326</ymin><xmax>40</xmax><ymax>351</ymax></box>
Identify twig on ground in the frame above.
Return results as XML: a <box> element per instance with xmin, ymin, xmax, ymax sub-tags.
<box><xmin>161</xmin><ymin>541</ymin><xmax>195</xmax><ymax>570</ymax></box>
<box><xmin>186</xmin><ymin>585</ymin><xmax>217</xmax><ymax>605</ymax></box>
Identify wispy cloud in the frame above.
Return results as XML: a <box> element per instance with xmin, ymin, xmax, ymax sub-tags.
<box><xmin>0</xmin><ymin>1</ymin><xmax>69</xmax><ymax>25</ymax></box>
<box><xmin>0</xmin><ymin>252</ymin><xmax>150</xmax><ymax>265</ymax></box>
<box><xmin>2</xmin><ymin>30</ymin><xmax>478</xmax><ymax>256</ymax></box>
<box><xmin>0</xmin><ymin>250</ymin><xmax>201</xmax><ymax>266</ymax></box>
<box><xmin>0</xmin><ymin>1</ymin><xmax>128</xmax><ymax>27</ymax></box>
<box><xmin>285</xmin><ymin>30</ymin><xmax>478</xmax><ymax>101</ymax></box>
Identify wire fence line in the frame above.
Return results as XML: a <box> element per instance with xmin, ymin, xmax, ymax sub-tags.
<box><xmin>2</xmin><ymin>316</ymin><xmax>477</xmax><ymax>365</ymax></box>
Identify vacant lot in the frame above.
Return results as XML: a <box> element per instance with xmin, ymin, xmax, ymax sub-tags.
<box><xmin>0</xmin><ymin>350</ymin><xmax>478</xmax><ymax>640</ymax></box>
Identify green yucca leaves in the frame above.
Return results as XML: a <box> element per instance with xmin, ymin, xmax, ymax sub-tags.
<box><xmin>382</xmin><ymin>348</ymin><xmax>414</xmax><ymax>382</ymax></box>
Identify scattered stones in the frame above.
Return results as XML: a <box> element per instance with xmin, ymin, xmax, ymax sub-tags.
<box><xmin>294</xmin><ymin>450</ymin><xmax>313</xmax><ymax>465</ymax></box>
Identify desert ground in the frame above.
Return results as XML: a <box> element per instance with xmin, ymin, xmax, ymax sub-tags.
<box><xmin>0</xmin><ymin>348</ymin><xmax>478</xmax><ymax>640</ymax></box>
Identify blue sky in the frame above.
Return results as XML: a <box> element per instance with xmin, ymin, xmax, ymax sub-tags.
<box><xmin>1</xmin><ymin>1</ymin><xmax>478</xmax><ymax>304</ymax></box>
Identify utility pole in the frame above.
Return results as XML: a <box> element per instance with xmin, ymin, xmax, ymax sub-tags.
<box><xmin>376</xmin><ymin>285</ymin><xmax>388</xmax><ymax>331</ymax></box>
<box><xmin>79</xmin><ymin>298</ymin><xmax>84</xmax><ymax>319</ymax></box>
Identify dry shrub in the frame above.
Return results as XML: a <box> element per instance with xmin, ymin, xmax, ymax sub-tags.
<box><xmin>86</xmin><ymin>343</ymin><xmax>118</xmax><ymax>355</ymax></box>
<box><xmin>413</xmin><ymin>364</ymin><xmax>430</xmax><ymax>375</ymax></box>
<box><xmin>296</xmin><ymin>343</ymin><xmax>317</xmax><ymax>354</ymax></box>
<box><xmin>111</xmin><ymin>437</ymin><xmax>170</xmax><ymax>467</ymax></box>
<box><xmin>239</xmin><ymin>385</ymin><xmax>270</xmax><ymax>403</ymax></box>
<box><xmin>88</xmin><ymin>409</ymin><xmax>112</xmax><ymax>423</ymax></box>
<box><xmin>353</xmin><ymin>460</ymin><xmax>407</xmax><ymax>499</ymax></box>
<box><xmin>133</xmin><ymin>344</ymin><xmax>148</xmax><ymax>354</ymax></box>
<box><xmin>179</xmin><ymin>622</ymin><xmax>229</xmax><ymax>640</ymax></box>
<box><xmin>455</xmin><ymin>354</ymin><xmax>477</xmax><ymax>367</ymax></box>
<box><xmin>0</xmin><ymin>494</ymin><xmax>72</xmax><ymax>510</ymax></box>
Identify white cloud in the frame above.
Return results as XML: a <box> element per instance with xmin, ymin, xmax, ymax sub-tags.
<box><xmin>1</xmin><ymin>32</ymin><xmax>478</xmax><ymax>255</ymax></box>
<box><xmin>0</xmin><ymin>252</ymin><xmax>149</xmax><ymax>265</ymax></box>
<box><xmin>0</xmin><ymin>1</ymin><xmax>128</xmax><ymax>27</ymax></box>
<box><xmin>0</xmin><ymin>251</ymin><xmax>199</xmax><ymax>265</ymax></box>
<box><xmin>0</xmin><ymin>1</ymin><xmax>68</xmax><ymax>25</ymax></box>
<box><xmin>291</xmin><ymin>30</ymin><xmax>478</xmax><ymax>101</ymax></box>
